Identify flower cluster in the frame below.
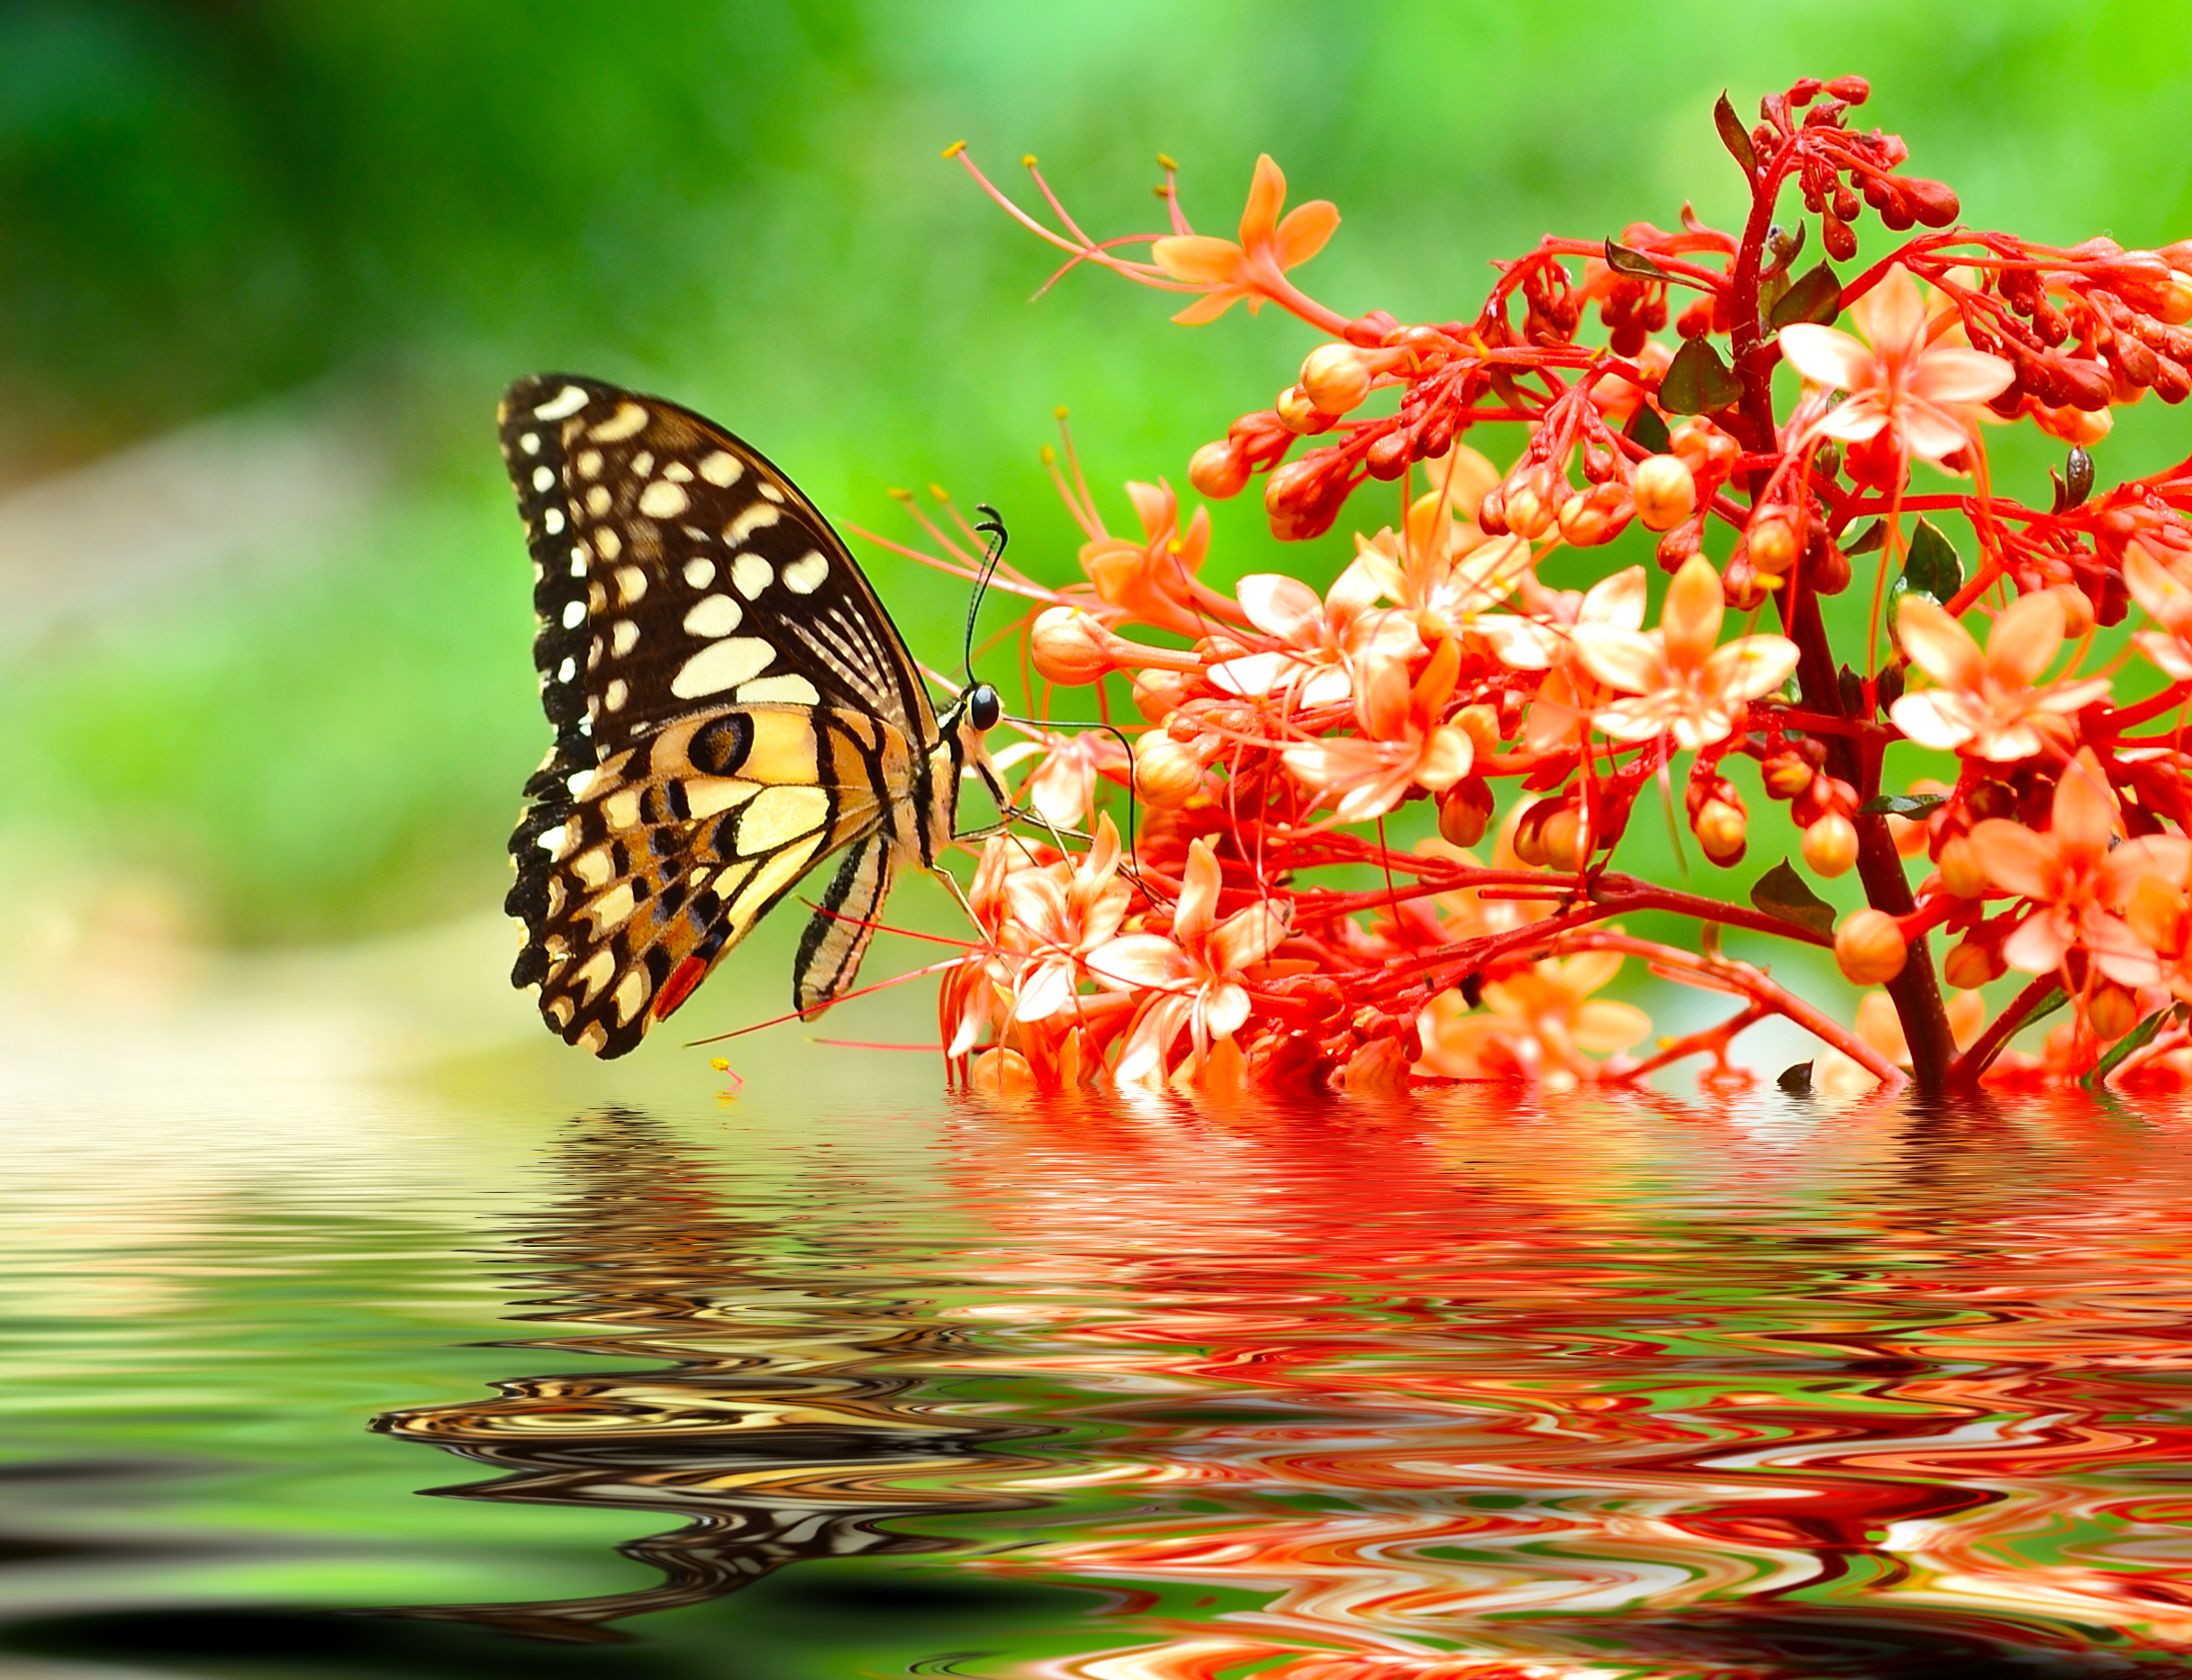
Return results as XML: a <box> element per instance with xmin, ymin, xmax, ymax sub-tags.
<box><xmin>922</xmin><ymin>77</ymin><xmax>2192</xmax><ymax>1094</ymax></box>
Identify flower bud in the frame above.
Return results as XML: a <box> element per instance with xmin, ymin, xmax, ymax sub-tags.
<box><xmin>1132</xmin><ymin>667</ymin><xmax>1193</xmax><ymax>722</ymax></box>
<box><xmin>1029</xmin><ymin>607</ymin><xmax>1116</xmax><ymax>685</ymax></box>
<box><xmin>1133</xmin><ymin>736</ymin><xmax>1205</xmax><ymax>808</ymax></box>
<box><xmin>1748</xmin><ymin>513</ymin><xmax>1801</xmax><ymax>575</ymax></box>
<box><xmin>1437</xmin><ymin>778</ymin><xmax>1495</xmax><ymax>847</ymax></box>
<box><xmin>1835</xmin><ymin>909</ymin><xmax>1908</xmax><ymax>986</ymax></box>
<box><xmin>1499</xmin><ymin>466</ymin><xmax>1560</xmax><ymax>540</ymax></box>
<box><xmin>1188</xmin><ymin>440</ymin><xmax>1249</xmax><ymax>500</ymax></box>
<box><xmin>2052</xmin><ymin>584</ymin><xmax>2096</xmax><ymax>638</ymax></box>
<box><xmin>1541</xmin><ymin>806</ymin><xmax>1590</xmax><ymax>872</ymax></box>
<box><xmin>1802</xmin><ymin>813</ymin><xmax>1859</xmax><ymax>879</ymax></box>
<box><xmin>1937</xmin><ymin>835</ymin><xmax>1988</xmax><ymax>899</ymax></box>
<box><xmin>1512</xmin><ymin>797</ymin><xmax>1561</xmax><ymax>866</ymax></box>
<box><xmin>1454</xmin><ymin>703</ymin><xmax>1501</xmax><ymax>758</ymax></box>
<box><xmin>1692</xmin><ymin>797</ymin><xmax>1747</xmax><ymax>865</ymax></box>
<box><xmin>2089</xmin><ymin>982</ymin><xmax>2142</xmax><ymax>1043</ymax></box>
<box><xmin>1632</xmin><ymin>455</ymin><xmax>1698</xmax><ymax>530</ymax></box>
<box><xmin>1556</xmin><ymin>483</ymin><xmax>1634</xmax><ymax>546</ymax></box>
<box><xmin>1762</xmin><ymin>754</ymin><xmax>1815</xmax><ymax>800</ymax></box>
<box><xmin>1300</xmin><ymin>342</ymin><xmax>1374</xmax><ymax>414</ymax></box>
<box><xmin>1812</xmin><ymin>540</ymin><xmax>1853</xmax><ymax>595</ymax></box>
<box><xmin>2160</xmin><ymin>273</ymin><xmax>2192</xmax><ymax>329</ymax></box>
<box><xmin>1943</xmin><ymin>935</ymin><xmax>2004</xmax><ymax>991</ymax></box>
<box><xmin>1263</xmin><ymin>458</ymin><xmax>1330</xmax><ymax>541</ymax></box>
<box><xmin>1275</xmin><ymin>384</ymin><xmax>1323</xmax><ymax>434</ymax></box>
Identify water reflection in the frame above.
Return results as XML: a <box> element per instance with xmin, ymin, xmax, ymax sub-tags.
<box><xmin>933</xmin><ymin>1090</ymin><xmax>2192</xmax><ymax>1676</ymax></box>
<box><xmin>368</xmin><ymin>1107</ymin><xmax>1045</xmax><ymax>1643</ymax></box>
<box><xmin>367</xmin><ymin>1090</ymin><xmax>2192</xmax><ymax>1675</ymax></box>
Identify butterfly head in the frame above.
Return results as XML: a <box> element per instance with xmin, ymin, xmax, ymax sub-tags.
<box><xmin>946</xmin><ymin>681</ymin><xmax>1010</xmax><ymax>808</ymax></box>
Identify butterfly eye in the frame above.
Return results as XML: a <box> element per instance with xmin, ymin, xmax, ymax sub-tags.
<box><xmin>967</xmin><ymin>684</ymin><xmax>1002</xmax><ymax>733</ymax></box>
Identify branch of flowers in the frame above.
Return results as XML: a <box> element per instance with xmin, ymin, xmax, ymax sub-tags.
<box><xmin>1949</xmin><ymin>969</ymin><xmax>2064</xmax><ymax>1085</ymax></box>
<box><xmin>1617</xmin><ymin>1003</ymin><xmax>1770</xmax><ymax>1083</ymax></box>
<box><xmin>1562</xmin><ymin>929</ymin><xmax>1907</xmax><ymax>1086</ymax></box>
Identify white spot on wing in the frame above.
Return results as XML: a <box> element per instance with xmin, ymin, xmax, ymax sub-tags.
<box><xmin>664</xmin><ymin>461</ymin><xmax>693</xmax><ymax>483</ymax></box>
<box><xmin>699</xmin><ymin>451</ymin><xmax>743</xmax><ymax>486</ymax></box>
<box><xmin>735</xmin><ymin>785</ymin><xmax>829</xmax><ymax>855</ymax></box>
<box><xmin>726</xmin><ymin>503</ymin><xmax>782</xmax><ymax>545</ymax></box>
<box><xmin>671</xmin><ymin>636</ymin><xmax>774</xmax><ymax>699</ymax></box>
<box><xmin>557</xmin><ymin>656</ymin><xmax>576</xmax><ymax>682</ymax></box>
<box><xmin>543</xmin><ymin>507</ymin><xmax>566</xmax><ymax>534</ymax></box>
<box><xmin>783</xmin><ymin>550</ymin><xmax>830</xmax><ymax>594</ymax></box>
<box><xmin>604</xmin><ymin>677</ymin><xmax>630</xmax><ymax>711</ymax></box>
<box><xmin>738</xmin><ymin>673</ymin><xmax>821</xmax><ymax>703</ymax></box>
<box><xmin>589</xmin><ymin>402</ymin><xmax>650</xmax><ymax>443</ymax></box>
<box><xmin>531</xmin><ymin>465</ymin><xmax>555</xmax><ymax>492</ymax></box>
<box><xmin>683</xmin><ymin>594</ymin><xmax>742</xmax><ymax>637</ymax></box>
<box><xmin>611</xmin><ymin>619</ymin><xmax>640</xmax><ymax>657</ymax></box>
<box><xmin>732</xmin><ymin>554</ymin><xmax>773</xmax><ymax>598</ymax></box>
<box><xmin>613</xmin><ymin>565</ymin><xmax>647</xmax><ymax>604</ymax></box>
<box><xmin>684</xmin><ymin>557</ymin><xmax>715</xmax><ymax>589</ymax></box>
<box><xmin>560</xmin><ymin>600</ymin><xmax>585</xmax><ymax>629</ymax></box>
<box><xmin>595</xmin><ymin>527</ymin><xmax>621</xmax><ymax>560</ymax></box>
<box><xmin>532</xmin><ymin>384</ymin><xmax>588</xmax><ymax>421</ymax></box>
<box><xmin>612</xmin><ymin>970</ymin><xmax>649</xmax><ymax>1025</ymax></box>
<box><xmin>638</xmin><ymin>479</ymin><xmax>689</xmax><ymax>519</ymax></box>
<box><xmin>585</xmin><ymin>485</ymin><xmax>611</xmax><ymax>516</ymax></box>
<box><xmin>520</xmin><ymin>432</ymin><xmax>540</xmax><ymax>456</ymax></box>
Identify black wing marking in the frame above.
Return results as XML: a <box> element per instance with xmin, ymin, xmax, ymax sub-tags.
<box><xmin>793</xmin><ymin>828</ymin><xmax>896</xmax><ymax>1017</ymax></box>
<box><xmin>498</xmin><ymin>375</ymin><xmax>935</xmax><ymax>757</ymax></box>
<box><xmin>517</xmin><ymin>707</ymin><xmax>904</xmax><ymax>1058</ymax></box>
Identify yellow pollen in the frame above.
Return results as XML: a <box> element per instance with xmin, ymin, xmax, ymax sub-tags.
<box><xmin>928</xmin><ymin>482</ymin><xmax>950</xmax><ymax>501</ymax></box>
<box><xmin>941</xmin><ymin>140</ymin><xmax>966</xmax><ymax>159</ymax></box>
<box><xmin>888</xmin><ymin>485</ymin><xmax>912</xmax><ymax>501</ymax></box>
<box><xmin>1153</xmin><ymin>185</ymin><xmax>1169</xmax><ymax>199</ymax></box>
<box><xmin>1039</xmin><ymin>445</ymin><xmax>1055</xmax><ymax>464</ymax></box>
<box><xmin>1156</xmin><ymin>153</ymin><xmax>1178</xmax><ymax>171</ymax></box>
<box><xmin>1021</xmin><ymin>153</ymin><xmax>1037</xmax><ymax>167</ymax></box>
<box><xmin>710</xmin><ymin>1057</ymin><xmax>730</xmax><ymax>1070</ymax></box>
<box><xmin>1055</xmin><ymin>405</ymin><xmax>1069</xmax><ymax>420</ymax></box>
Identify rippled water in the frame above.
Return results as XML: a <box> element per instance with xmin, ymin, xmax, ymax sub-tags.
<box><xmin>7</xmin><ymin>1082</ymin><xmax>2192</xmax><ymax>1677</ymax></box>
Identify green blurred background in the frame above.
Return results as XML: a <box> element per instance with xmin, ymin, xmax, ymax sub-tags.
<box><xmin>0</xmin><ymin>0</ymin><xmax>2186</xmax><ymax>987</ymax></box>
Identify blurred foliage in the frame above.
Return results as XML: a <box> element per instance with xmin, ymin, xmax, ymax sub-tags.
<box><xmin>1</xmin><ymin>0</ymin><xmax>2187</xmax><ymax>945</ymax></box>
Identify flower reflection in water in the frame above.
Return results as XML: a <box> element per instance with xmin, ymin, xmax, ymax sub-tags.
<box><xmin>367</xmin><ymin>1107</ymin><xmax>1045</xmax><ymax>1643</ymax></box>
<box><xmin>937</xmin><ymin>1091</ymin><xmax>2192</xmax><ymax>1677</ymax></box>
<box><xmin>368</xmin><ymin>1091</ymin><xmax>2192</xmax><ymax>1675</ymax></box>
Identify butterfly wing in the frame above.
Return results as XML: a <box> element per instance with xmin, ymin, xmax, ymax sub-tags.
<box><xmin>498</xmin><ymin>375</ymin><xmax>937</xmax><ymax>1056</ymax></box>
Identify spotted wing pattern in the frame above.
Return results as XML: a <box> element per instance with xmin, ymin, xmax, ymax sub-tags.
<box><xmin>498</xmin><ymin>375</ymin><xmax>938</xmax><ymax>1056</ymax></box>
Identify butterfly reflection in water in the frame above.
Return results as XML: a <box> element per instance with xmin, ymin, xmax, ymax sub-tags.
<box><xmin>498</xmin><ymin>375</ymin><xmax>1009</xmax><ymax>1056</ymax></box>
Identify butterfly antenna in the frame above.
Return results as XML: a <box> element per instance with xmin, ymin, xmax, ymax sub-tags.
<box><xmin>964</xmin><ymin>504</ymin><xmax>1010</xmax><ymax>691</ymax></box>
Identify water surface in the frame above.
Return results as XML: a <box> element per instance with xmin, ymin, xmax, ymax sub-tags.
<box><xmin>6</xmin><ymin>1083</ymin><xmax>2192</xmax><ymax>1677</ymax></box>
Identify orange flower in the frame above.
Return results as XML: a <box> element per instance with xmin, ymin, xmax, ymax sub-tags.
<box><xmin>998</xmin><ymin>814</ymin><xmax>1135</xmax><ymax>1025</ymax></box>
<box><xmin>1091</xmin><ymin>839</ymin><xmax>1288</xmax><ymax>1084</ymax></box>
<box><xmin>1078</xmin><ymin>479</ymin><xmax>1217</xmax><ymax>637</ymax></box>
<box><xmin>1889</xmin><ymin>591</ymin><xmax>2108</xmax><ymax>762</ymax></box>
<box><xmin>1778</xmin><ymin>264</ymin><xmax>2014</xmax><ymax>469</ymax></box>
<box><xmin>1417</xmin><ymin>947</ymin><xmax>1651</xmax><ymax>1086</ymax></box>
<box><xmin>1965</xmin><ymin>748</ymin><xmax>2189</xmax><ymax>984</ymax></box>
<box><xmin>1208</xmin><ymin>558</ymin><xmax>1421</xmax><ymax>709</ymax></box>
<box><xmin>1150</xmin><ymin>155</ymin><xmax>1338</xmax><ymax>325</ymax></box>
<box><xmin>2124</xmin><ymin>542</ymin><xmax>2192</xmax><ymax>682</ymax></box>
<box><xmin>1281</xmin><ymin>637</ymin><xmax>1472</xmax><ymax>823</ymax></box>
<box><xmin>1572</xmin><ymin>554</ymin><xmax>1799</xmax><ymax>749</ymax></box>
<box><xmin>993</xmin><ymin>727</ymin><xmax>1132</xmax><ymax>829</ymax></box>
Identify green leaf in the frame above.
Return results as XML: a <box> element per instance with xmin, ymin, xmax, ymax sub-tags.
<box><xmin>1902</xmin><ymin>517</ymin><xmax>1964</xmax><ymax>602</ymax></box>
<box><xmin>1660</xmin><ymin>337</ymin><xmax>1744</xmax><ymax>415</ymax></box>
<box><xmin>1750</xmin><ymin>859</ymin><xmax>1837</xmax><ymax>938</ymax></box>
<box><xmin>2013</xmin><ymin>987</ymin><xmax>2070</xmax><ymax>1038</ymax></box>
<box><xmin>1769</xmin><ymin>263</ymin><xmax>1843</xmax><ymax>329</ymax></box>
<box><xmin>1714</xmin><ymin>91</ymin><xmax>1757</xmax><ymax>176</ymax></box>
<box><xmin>1858</xmin><ymin>792</ymin><xmax>1947</xmax><ymax>817</ymax></box>
<box><xmin>1624</xmin><ymin>402</ymin><xmax>1671</xmax><ymax>456</ymax></box>
<box><xmin>1604</xmin><ymin>239</ymin><xmax>1671</xmax><ymax>282</ymax></box>
<box><xmin>2085</xmin><ymin>1004</ymin><xmax>2180</xmax><ymax>1088</ymax></box>
<box><xmin>1844</xmin><ymin>519</ymin><xmax>1887</xmax><ymax>555</ymax></box>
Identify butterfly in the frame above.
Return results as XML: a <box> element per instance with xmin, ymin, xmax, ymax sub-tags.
<box><xmin>497</xmin><ymin>375</ymin><xmax>1007</xmax><ymax>1057</ymax></box>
